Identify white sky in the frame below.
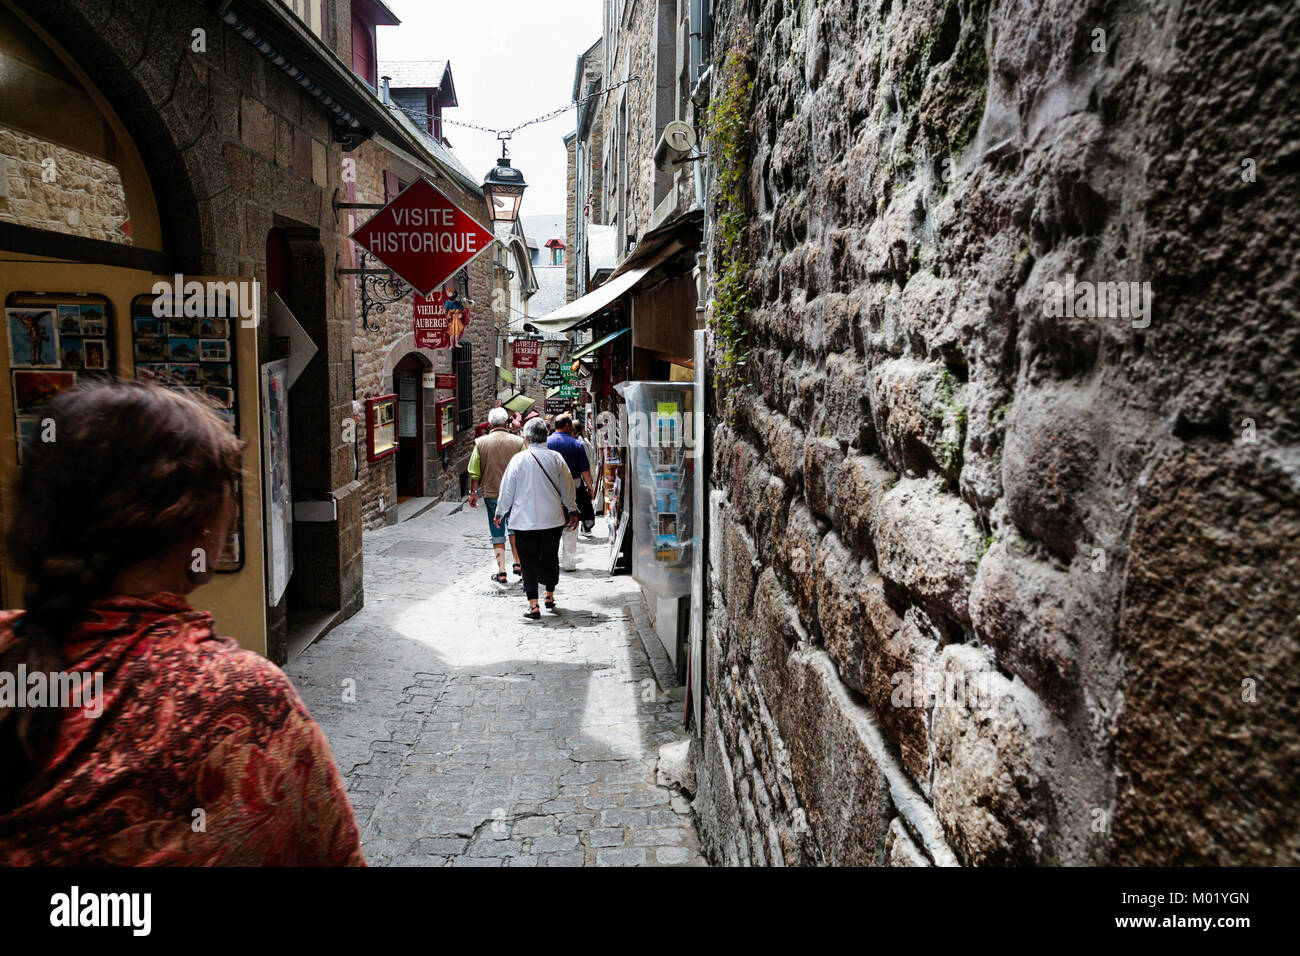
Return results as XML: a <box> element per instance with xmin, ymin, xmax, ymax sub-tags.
<box><xmin>377</xmin><ymin>0</ymin><xmax>603</xmax><ymax>218</ymax></box>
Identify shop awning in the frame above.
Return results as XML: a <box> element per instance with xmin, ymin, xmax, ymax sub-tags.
<box><xmin>503</xmin><ymin>393</ymin><xmax>535</xmax><ymax>413</ymax></box>
<box><xmin>571</xmin><ymin>326</ymin><xmax>629</xmax><ymax>361</ymax></box>
<box><xmin>530</xmin><ymin>239</ymin><xmax>684</xmax><ymax>334</ymax></box>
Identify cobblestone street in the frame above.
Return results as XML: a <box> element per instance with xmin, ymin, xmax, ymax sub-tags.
<box><xmin>285</xmin><ymin>504</ymin><xmax>705</xmax><ymax>867</ymax></box>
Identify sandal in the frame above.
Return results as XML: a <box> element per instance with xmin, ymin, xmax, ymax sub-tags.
<box><xmin>523</xmin><ymin>605</ymin><xmax>541</xmax><ymax>620</ymax></box>
<box><xmin>544</xmin><ymin>594</ymin><xmax>556</xmax><ymax>610</ymax></box>
<box><xmin>490</xmin><ymin>572</ymin><xmax>507</xmax><ymax>584</ymax></box>
<box><xmin>512</xmin><ymin>563</ymin><xmax>522</xmax><ymax>576</ymax></box>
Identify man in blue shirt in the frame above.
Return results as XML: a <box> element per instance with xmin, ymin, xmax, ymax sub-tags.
<box><xmin>548</xmin><ymin>413</ymin><xmax>594</xmax><ymax>571</ymax></box>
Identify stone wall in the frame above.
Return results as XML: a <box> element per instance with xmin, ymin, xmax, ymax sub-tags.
<box><xmin>569</xmin><ymin>39</ymin><xmax>606</xmax><ymax>300</ymax></box>
<box><xmin>599</xmin><ymin>0</ymin><xmax>658</xmax><ymax>253</ymax></box>
<box><xmin>696</xmin><ymin>0</ymin><xmax>1300</xmax><ymax>866</ymax></box>
<box><xmin>0</xmin><ymin>125</ymin><xmax>129</xmax><ymax>244</ymax></box>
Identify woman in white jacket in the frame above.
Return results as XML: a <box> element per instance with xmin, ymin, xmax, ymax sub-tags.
<box><xmin>494</xmin><ymin>417</ymin><xmax>578</xmax><ymax>619</ymax></box>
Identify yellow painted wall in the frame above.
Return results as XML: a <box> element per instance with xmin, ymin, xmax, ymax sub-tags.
<box><xmin>0</xmin><ymin>256</ymin><xmax>268</xmax><ymax>655</ymax></box>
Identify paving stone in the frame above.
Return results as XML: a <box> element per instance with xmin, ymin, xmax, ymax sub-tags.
<box><xmin>633</xmin><ymin>828</ymin><xmax>686</xmax><ymax>847</ymax></box>
<box><xmin>596</xmin><ymin>847</ymin><xmax>647</xmax><ymax>867</ymax></box>
<box><xmin>588</xmin><ymin>827</ymin><xmax>627</xmax><ymax>847</ymax></box>
<box><xmin>654</xmin><ymin>847</ymin><xmax>691</xmax><ymax>865</ymax></box>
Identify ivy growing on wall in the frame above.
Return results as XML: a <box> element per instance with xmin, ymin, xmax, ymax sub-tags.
<box><xmin>707</xmin><ymin>37</ymin><xmax>755</xmax><ymax>390</ymax></box>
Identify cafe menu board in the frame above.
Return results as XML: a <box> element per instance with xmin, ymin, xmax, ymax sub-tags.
<box><xmin>129</xmin><ymin>292</ymin><xmax>243</xmax><ymax>571</ymax></box>
<box><xmin>6</xmin><ymin>292</ymin><xmax>116</xmax><ymax>465</ymax></box>
<box><xmin>367</xmin><ymin>393</ymin><xmax>398</xmax><ymax>461</ymax></box>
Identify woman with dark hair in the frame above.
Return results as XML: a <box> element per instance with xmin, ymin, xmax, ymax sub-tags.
<box><xmin>0</xmin><ymin>382</ymin><xmax>364</xmax><ymax>866</ymax></box>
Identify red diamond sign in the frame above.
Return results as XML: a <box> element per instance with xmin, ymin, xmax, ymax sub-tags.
<box><xmin>349</xmin><ymin>178</ymin><xmax>494</xmax><ymax>297</ymax></box>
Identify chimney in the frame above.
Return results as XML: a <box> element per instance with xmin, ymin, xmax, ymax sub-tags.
<box><xmin>380</xmin><ymin>75</ymin><xmax>391</xmax><ymax>104</ymax></box>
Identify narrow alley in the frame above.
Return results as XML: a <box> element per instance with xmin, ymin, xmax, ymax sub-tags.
<box><xmin>285</xmin><ymin>503</ymin><xmax>704</xmax><ymax>867</ymax></box>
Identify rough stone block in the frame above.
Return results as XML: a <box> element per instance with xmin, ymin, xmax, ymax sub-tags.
<box><xmin>814</xmin><ymin>532</ymin><xmax>901</xmax><ymax>700</ymax></box>
<box><xmin>1112</xmin><ymin>448</ymin><xmax>1300</xmax><ymax>865</ymax></box>
<box><xmin>1002</xmin><ymin>383</ymin><xmax>1099</xmax><ymax>558</ymax></box>
<box><xmin>931</xmin><ymin>644</ymin><xmax>1055</xmax><ymax>865</ymax></box>
<box><xmin>872</xmin><ymin>609</ymin><xmax>940</xmax><ymax>786</ymax></box>
<box><xmin>781</xmin><ymin>651</ymin><xmax>891</xmax><ymax>865</ymax></box>
<box><xmin>823</xmin><ymin>352</ymin><xmax>874</xmax><ymax>449</ymax></box>
<box><xmin>804</xmin><ymin>435</ymin><xmax>843</xmax><ymax>523</ymax></box>
<box><xmin>836</xmin><ymin>454</ymin><xmax>895</xmax><ymax>558</ymax></box>
<box><xmin>969</xmin><ymin>538</ymin><xmax>1078</xmax><ymax>713</ymax></box>
<box><xmin>777</xmin><ymin>502</ymin><xmax>824</xmax><ymax>624</ymax></box>
<box><xmin>870</xmin><ymin>356</ymin><xmax>967</xmax><ymax>482</ymax></box>
<box><xmin>240</xmin><ymin>95</ymin><xmax>274</xmax><ymax>159</ymax></box>
<box><xmin>873</xmin><ymin>475</ymin><xmax>983</xmax><ymax>624</ymax></box>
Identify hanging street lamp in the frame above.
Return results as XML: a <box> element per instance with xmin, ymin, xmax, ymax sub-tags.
<box><xmin>482</xmin><ymin>138</ymin><xmax>528</xmax><ymax>226</ymax></box>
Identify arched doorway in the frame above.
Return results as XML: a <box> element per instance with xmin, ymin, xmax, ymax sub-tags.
<box><xmin>393</xmin><ymin>351</ymin><xmax>431</xmax><ymax>498</ymax></box>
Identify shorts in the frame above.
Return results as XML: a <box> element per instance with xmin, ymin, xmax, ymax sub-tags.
<box><xmin>484</xmin><ymin>496</ymin><xmax>508</xmax><ymax>544</ymax></box>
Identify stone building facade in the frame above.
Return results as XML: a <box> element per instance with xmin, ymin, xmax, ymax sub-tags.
<box><xmin>566</xmin><ymin>38</ymin><xmax>604</xmax><ymax>301</ymax></box>
<box><xmin>345</xmin><ymin>126</ymin><xmax>499</xmax><ymax>531</ymax></box>
<box><xmin>695</xmin><ymin>0</ymin><xmax>1300</xmax><ymax>865</ymax></box>
<box><xmin>0</xmin><ymin>0</ymin><xmax>391</xmax><ymax>661</ymax></box>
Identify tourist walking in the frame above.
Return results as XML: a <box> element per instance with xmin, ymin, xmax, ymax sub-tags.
<box><xmin>0</xmin><ymin>382</ymin><xmax>364</xmax><ymax>865</ymax></box>
<box><xmin>572</xmin><ymin>418</ymin><xmax>599</xmax><ymax>534</ymax></box>
<box><xmin>467</xmin><ymin>407</ymin><xmax>526</xmax><ymax>583</ymax></box>
<box><xmin>547</xmin><ymin>413</ymin><xmax>595</xmax><ymax>568</ymax></box>
<box><xmin>494</xmin><ymin>417</ymin><xmax>578</xmax><ymax>619</ymax></box>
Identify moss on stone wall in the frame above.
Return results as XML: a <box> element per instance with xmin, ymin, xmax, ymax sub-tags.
<box><xmin>708</xmin><ymin>38</ymin><xmax>755</xmax><ymax>388</ymax></box>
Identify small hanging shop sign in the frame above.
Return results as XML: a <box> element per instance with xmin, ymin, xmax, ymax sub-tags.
<box><xmin>413</xmin><ymin>292</ymin><xmax>451</xmax><ymax>349</ymax></box>
<box><xmin>513</xmin><ymin>337</ymin><xmax>542</xmax><ymax>369</ymax></box>
<box><xmin>539</xmin><ymin>360</ymin><xmax>566</xmax><ymax>386</ymax></box>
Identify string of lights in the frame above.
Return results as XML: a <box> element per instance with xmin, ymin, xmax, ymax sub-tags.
<box><xmin>391</xmin><ymin>75</ymin><xmax>642</xmax><ymax>141</ymax></box>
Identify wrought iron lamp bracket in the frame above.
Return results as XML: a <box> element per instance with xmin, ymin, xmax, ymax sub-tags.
<box><xmin>337</xmin><ymin>250</ymin><xmax>410</xmax><ymax>332</ymax></box>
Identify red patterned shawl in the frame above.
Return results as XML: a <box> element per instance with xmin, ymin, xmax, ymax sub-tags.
<box><xmin>0</xmin><ymin>593</ymin><xmax>365</xmax><ymax>866</ymax></box>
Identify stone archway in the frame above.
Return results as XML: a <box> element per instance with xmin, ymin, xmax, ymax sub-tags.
<box><xmin>380</xmin><ymin>332</ymin><xmax>442</xmax><ymax>385</ymax></box>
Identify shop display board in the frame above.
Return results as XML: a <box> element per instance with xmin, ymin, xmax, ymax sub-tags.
<box><xmin>435</xmin><ymin>398</ymin><xmax>456</xmax><ymax>449</ymax></box>
<box><xmin>367</xmin><ymin>394</ymin><xmax>398</xmax><ymax>461</ymax></box>
<box><xmin>261</xmin><ymin>359</ymin><xmax>293</xmax><ymax>605</ymax></box>
<box><xmin>6</xmin><ymin>291</ymin><xmax>116</xmax><ymax>465</ymax></box>
<box><xmin>614</xmin><ymin>381</ymin><xmax>695</xmax><ymax>597</ymax></box>
<box><xmin>129</xmin><ymin>292</ymin><xmax>244</xmax><ymax>571</ymax></box>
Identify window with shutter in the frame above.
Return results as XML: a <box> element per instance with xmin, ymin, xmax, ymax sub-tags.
<box><xmin>453</xmin><ymin>343</ymin><xmax>473</xmax><ymax>431</ymax></box>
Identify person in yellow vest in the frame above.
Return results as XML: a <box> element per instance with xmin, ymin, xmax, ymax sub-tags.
<box><xmin>468</xmin><ymin>407</ymin><xmax>527</xmax><ymax>583</ymax></box>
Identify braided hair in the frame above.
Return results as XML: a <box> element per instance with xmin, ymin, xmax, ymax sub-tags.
<box><xmin>0</xmin><ymin>381</ymin><xmax>243</xmax><ymax>802</ymax></box>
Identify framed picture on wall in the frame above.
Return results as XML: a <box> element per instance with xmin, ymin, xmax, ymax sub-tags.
<box><xmin>367</xmin><ymin>393</ymin><xmax>399</xmax><ymax>462</ymax></box>
<box><xmin>435</xmin><ymin>397</ymin><xmax>456</xmax><ymax>450</ymax></box>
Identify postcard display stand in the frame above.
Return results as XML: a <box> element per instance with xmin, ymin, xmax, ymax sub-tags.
<box><xmin>6</xmin><ymin>292</ymin><xmax>116</xmax><ymax>465</ymax></box>
<box><xmin>128</xmin><ymin>293</ymin><xmax>243</xmax><ymax>571</ymax></box>
<box><xmin>615</xmin><ymin>381</ymin><xmax>695</xmax><ymax>671</ymax></box>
